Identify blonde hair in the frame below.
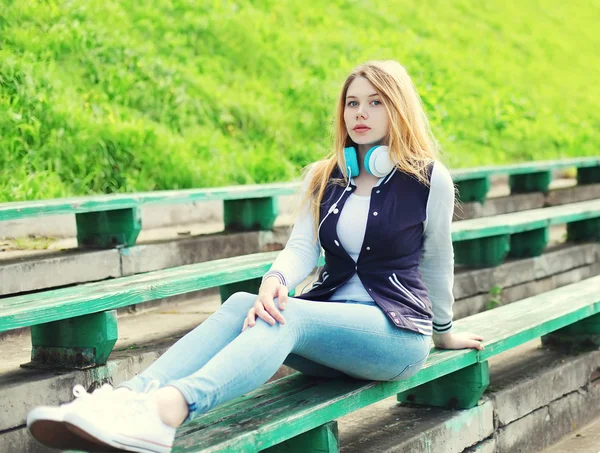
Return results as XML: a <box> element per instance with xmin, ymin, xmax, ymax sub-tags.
<box><xmin>301</xmin><ymin>60</ymin><xmax>441</xmax><ymax>236</ymax></box>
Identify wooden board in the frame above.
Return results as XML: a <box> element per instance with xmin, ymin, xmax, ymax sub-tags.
<box><xmin>171</xmin><ymin>275</ymin><xmax>600</xmax><ymax>452</ymax></box>
<box><xmin>0</xmin><ymin>251</ymin><xmax>278</xmax><ymax>332</ymax></box>
<box><xmin>452</xmin><ymin>198</ymin><xmax>600</xmax><ymax>241</ymax></box>
<box><xmin>0</xmin><ymin>182</ymin><xmax>300</xmax><ymax>221</ymax></box>
<box><xmin>3</xmin><ymin>158</ymin><xmax>599</xmax><ymax>222</ymax></box>
<box><xmin>452</xmin><ymin>157</ymin><xmax>600</xmax><ymax>181</ymax></box>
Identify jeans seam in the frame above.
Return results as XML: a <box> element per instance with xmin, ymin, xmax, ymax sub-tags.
<box><xmin>308</xmin><ymin>319</ymin><xmax>422</xmax><ymax>340</ymax></box>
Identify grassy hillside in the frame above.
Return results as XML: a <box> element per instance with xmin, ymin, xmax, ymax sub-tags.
<box><xmin>1</xmin><ymin>0</ymin><xmax>599</xmax><ymax>201</ymax></box>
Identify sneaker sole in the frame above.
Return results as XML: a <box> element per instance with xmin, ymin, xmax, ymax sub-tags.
<box><xmin>29</xmin><ymin>419</ymin><xmax>121</xmax><ymax>452</ymax></box>
<box><xmin>65</xmin><ymin>414</ymin><xmax>172</xmax><ymax>453</ymax></box>
<box><xmin>27</xmin><ymin>406</ymin><xmax>119</xmax><ymax>452</ymax></box>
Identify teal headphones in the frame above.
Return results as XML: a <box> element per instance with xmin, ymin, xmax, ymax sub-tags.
<box><xmin>343</xmin><ymin>145</ymin><xmax>395</xmax><ymax>178</ymax></box>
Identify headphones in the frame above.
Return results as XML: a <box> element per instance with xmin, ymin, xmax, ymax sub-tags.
<box><xmin>300</xmin><ymin>145</ymin><xmax>395</xmax><ymax>294</ymax></box>
<box><xmin>343</xmin><ymin>145</ymin><xmax>395</xmax><ymax>178</ymax></box>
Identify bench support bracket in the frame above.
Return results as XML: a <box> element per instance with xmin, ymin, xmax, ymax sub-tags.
<box><xmin>220</xmin><ymin>278</ymin><xmax>263</xmax><ymax>303</ymax></box>
<box><xmin>224</xmin><ymin>197</ymin><xmax>278</xmax><ymax>231</ymax></box>
<box><xmin>22</xmin><ymin>311</ymin><xmax>118</xmax><ymax>370</ymax></box>
<box><xmin>456</xmin><ymin>177</ymin><xmax>490</xmax><ymax>204</ymax></box>
<box><xmin>542</xmin><ymin>313</ymin><xmax>600</xmax><ymax>353</ymax></box>
<box><xmin>76</xmin><ymin>208</ymin><xmax>142</xmax><ymax>249</ymax></box>
<box><xmin>220</xmin><ymin>278</ymin><xmax>296</xmax><ymax>303</ymax></box>
<box><xmin>263</xmin><ymin>420</ymin><xmax>339</xmax><ymax>453</ymax></box>
<box><xmin>509</xmin><ymin>171</ymin><xmax>551</xmax><ymax>194</ymax></box>
<box><xmin>577</xmin><ymin>166</ymin><xmax>600</xmax><ymax>185</ymax></box>
<box><xmin>567</xmin><ymin>218</ymin><xmax>600</xmax><ymax>242</ymax></box>
<box><xmin>509</xmin><ymin>227</ymin><xmax>549</xmax><ymax>258</ymax></box>
<box><xmin>454</xmin><ymin>234</ymin><xmax>510</xmax><ymax>268</ymax></box>
<box><xmin>397</xmin><ymin>361</ymin><xmax>490</xmax><ymax>410</ymax></box>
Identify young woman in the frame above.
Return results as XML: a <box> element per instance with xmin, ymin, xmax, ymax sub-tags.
<box><xmin>27</xmin><ymin>60</ymin><xmax>483</xmax><ymax>453</ymax></box>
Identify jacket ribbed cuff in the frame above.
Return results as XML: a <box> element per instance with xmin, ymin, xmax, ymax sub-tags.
<box><xmin>433</xmin><ymin>320</ymin><xmax>453</xmax><ymax>334</ymax></box>
<box><xmin>262</xmin><ymin>270</ymin><xmax>287</xmax><ymax>287</ymax></box>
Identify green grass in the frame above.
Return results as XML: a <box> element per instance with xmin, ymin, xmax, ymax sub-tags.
<box><xmin>1</xmin><ymin>0</ymin><xmax>599</xmax><ymax>202</ymax></box>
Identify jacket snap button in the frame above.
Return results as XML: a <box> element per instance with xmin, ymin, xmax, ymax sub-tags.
<box><xmin>373</xmin><ymin>212</ymin><xmax>378</xmax><ymax>216</ymax></box>
<box><xmin>391</xmin><ymin>312</ymin><xmax>396</xmax><ymax>317</ymax></box>
<box><xmin>333</xmin><ymin>208</ymin><xmax>339</xmax><ymax>214</ymax></box>
<box><xmin>346</xmin><ymin>186</ymin><xmax>352</xmax><ymax>191</ymax></box>
<box><xmin>334</xmin><ymin>240</ymin><xmax>340</xmax><ymax>246</ymax></box>
<box><xmin>366</xmin><ymin>246</ymin><xmax>371</xmax><ymax>251</ymax></box>
<box><xmin>376</xmin><ymin>190</ymin><xmax>381</xmax><ymax>194</ymax></box>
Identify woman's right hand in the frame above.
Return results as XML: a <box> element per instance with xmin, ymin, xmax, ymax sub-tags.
<box><xmin>242</xmin><ymin>277</ymin><xmax>289</xmax><ymax>332</ymax></box>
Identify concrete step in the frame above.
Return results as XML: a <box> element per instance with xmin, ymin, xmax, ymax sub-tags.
<box><xmin>542</xmin><ymin>416</ymin><xmax>600</xmax><ymax>453</ymax></box>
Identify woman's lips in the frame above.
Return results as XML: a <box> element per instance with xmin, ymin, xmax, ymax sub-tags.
<box><xmin>353</xmin><ymin>125</ymin><xmax>371</xmax><ymax>132</ymax></box>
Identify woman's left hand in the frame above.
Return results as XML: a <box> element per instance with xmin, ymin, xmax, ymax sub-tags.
<box><xmin>433</xmin><ymin>332</ymin><xmax>484</xmax><ymax>351</ymax></box>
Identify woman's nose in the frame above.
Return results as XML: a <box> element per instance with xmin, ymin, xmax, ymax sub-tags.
<box><xmin>356</xmin><ymin>108</ymin><xmax>368</xmax><ymax>120</ymax></box>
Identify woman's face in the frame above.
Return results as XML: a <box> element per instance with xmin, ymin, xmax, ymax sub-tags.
<box><xmin>344</xmin><ymin>76</ymin><xmax>390</xmax><ymax>147</ymax></box>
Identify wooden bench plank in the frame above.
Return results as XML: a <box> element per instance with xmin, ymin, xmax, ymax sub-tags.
<box><xmin>0</xmin><ymin>183</ymin><xmax>300</xmax><ymax>222</ymax></box>
<box><xmin>2</xmin><ymin>158</ymin><xmax>599</xmax><ymax>223</ymax></box>
<box><xmin>451</xmin><ymin>157</ymin><xmax>600</xmax><ymax>181</ymax></box>
<box><xmin>452</xmin><ymin>198</ymin><xmax>600</xmax><ymax>241</ymax></box>
<box><xmin>0</xmin><ymin>251</ymin><xmax>278</xmax><ymax>331</ymax></box>
<box><xmin>172</xmin><ymin>275</ymin><xmax>600</xmax><ymax>452</ymax></box>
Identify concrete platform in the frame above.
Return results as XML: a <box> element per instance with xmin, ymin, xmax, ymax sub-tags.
<box><xmin>543</xmin><ymin>417</ymin><xmax>600</xmax><ymax>453</ymax></box>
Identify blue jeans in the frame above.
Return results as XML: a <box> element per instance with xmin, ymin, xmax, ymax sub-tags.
<box><xmin>118</xmin><ymin>292</ymin><xmax>431</xmax><ymax>421</ymax></box>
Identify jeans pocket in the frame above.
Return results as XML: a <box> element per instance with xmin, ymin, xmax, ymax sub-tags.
<box><xmin>389</xmin><ymin>354</ymin><xmax>428</xmax><ymax>382</ymax></box>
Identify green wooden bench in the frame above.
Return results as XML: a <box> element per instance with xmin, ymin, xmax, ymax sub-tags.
<box><xmin>1</xmin><ymin>158</ymin><xmax>598</xmax><ymax>250</ymax></box>
<box><xmin>452</xmin><ymin>198</ymin><xmax>600</xmax><ymax>267</ymax></box>
<box><xmin>452</xmin><ymin>157</ymin><xmax>600</xmax><ymax>203</ymax></box>
<box><xmin>0</xmin><ymin>183</ymin><xmax>299</xmax><ymax>249</ymax></box>
<box><xmin>163</xmin><ymin>276</ymin><xmax>599</xmax><ymax>452</ymax></box>
<box><xmin>2</xmin><ymin>198</ymin><xmax>599</xmax><ymax>369</ymax></box>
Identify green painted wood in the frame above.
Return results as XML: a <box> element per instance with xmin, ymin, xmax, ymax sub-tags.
<box><xmin>542</xmin><ymin>312</ymin><xmax>600</xmax><ymax>352</ymax></box>
<box><xmin>263</xmin><ymin>421</ymin><xmax>339</xmax><ymax>453</ymax></box>
<box><xmin>451</xmin><ymin>157</ymin><xmax>600</xmax><ymax>182</ymax></box>
<box><xmin>567</xmin><ymin>218</ymin><xmax>600</xmax><ymax>242</ymax></box>
<box><xmin>451</xmin><ymin>199</ymin><xmax>600</xmax><ymax>242</ymax></box>
<box><xmin>25</xmin><ymin>311</ymin><xmax>118</xmax><ymax>369</ymax></box>
<box><xmin>455</xmin><ymin>177</ymin><xmax>490</xmax><ymax>203</ymax></box>
<box><xmin>171</xmin><ymin>276</ymin><xmax>600</xmax><ymax>453</ymax></box>
<box><xmin>509</xmin><ymin>171</ymin><xmax>552</xmax><ymax>194</ymax></box>
<box><xmin>509</xmin><ymin>227</ymin><xmax>549</xmax><ymax>258</ymax></box>
<box><xmin>454</xmin><ymin>234</ymin><xmax>510</xmax><ymax>268</ymax></box>
<box><xmin>0</xmin><ymin>251</ymin><xmax>278</xmax><ymax>332</ymax></box>
<box><xmin>219</xmin><ymin>278</ymin><xmax>263</xmax><ymax>303</ymax></box>
<box><xmin>397</xmin><ymin>361</ymin><xmax>489</xmax><ymax>409</ymax></box>
<box><xmin>76</xmin><ymin>208</ymin><xmax>142</xmax><ymax>249</ymax></box>
<box><xmin>2</xmin><ymin>158</ymin><xmax>599</xmax><ymax>223</ymax></box>
<box><xmin>577</xmin><ymin>165</ymin><xmax>600</xmax><ymax>185</ymax></box>
<box><xmin>223</xmin><ymin>197</ymin><xmax>278</xmax><ymax>231</ymax></box>
<box><xmin>0</xmin><ymin>183</ymin><xmax>300</xmax><ymax>222</ymax></box>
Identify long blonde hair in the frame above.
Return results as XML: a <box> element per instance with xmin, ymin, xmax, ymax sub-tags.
<box><xmin>302</xmin><ymin>60</ymin><xmax>441</xmax><ymax>236</ymax></box>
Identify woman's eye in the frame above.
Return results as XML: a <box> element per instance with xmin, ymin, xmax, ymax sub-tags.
<box><xmin>371</xmin><ymin>100</ymin><xmax>381</xmax><ymax>106</ymax></box>
<box><xmin>347</xmin><ymin>100</ymin><xmax>358</xmax><ymax>107</ymax></box>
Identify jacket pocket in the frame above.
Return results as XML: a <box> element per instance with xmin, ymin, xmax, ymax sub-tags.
<box><xmin>389</xmin><ymin>273</ymin><xmax>427</xmax><ymax>311</ymax></box>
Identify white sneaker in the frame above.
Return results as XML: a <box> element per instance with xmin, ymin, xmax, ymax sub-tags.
<box><xmin>64</xmin><ymin>386</ymin><xmax>176</xmax><ymax>453</ymax></box>
<box><xmin>27</xmin><ymin>383</ymin><xmax>123</xmax><ymax>451</ymax></box>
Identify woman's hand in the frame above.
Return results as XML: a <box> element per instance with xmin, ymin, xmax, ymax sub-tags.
<box><xmin>242</xmin><ymin>277</ymin><xmax>289</xmax><ymax>332</ymax></box>
<box><xmin>433</xmin><ymin>332</ymin><xmax>484</xmax><ymax>351</ymax></box>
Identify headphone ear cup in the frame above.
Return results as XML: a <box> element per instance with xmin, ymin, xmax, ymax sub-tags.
<box><xmin>343</xmin><ymin>147</ymin><xmax>360</xmax><ymax>178</ymax></box>
<box><xmin>365</xmin><ymin>145</ymin><xmax>394</xmax><ymax>177</ymax></box>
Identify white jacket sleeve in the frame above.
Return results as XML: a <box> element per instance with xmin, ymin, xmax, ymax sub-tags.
<box><xmin>419</xmin><ymin>161</ymin><xmax>455</xmax><ymax>334</ymax></box>
<box><xmin>264</xmin><ymin>169</ymin><xmax>321</xmax><ymax>290</ymax></box>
